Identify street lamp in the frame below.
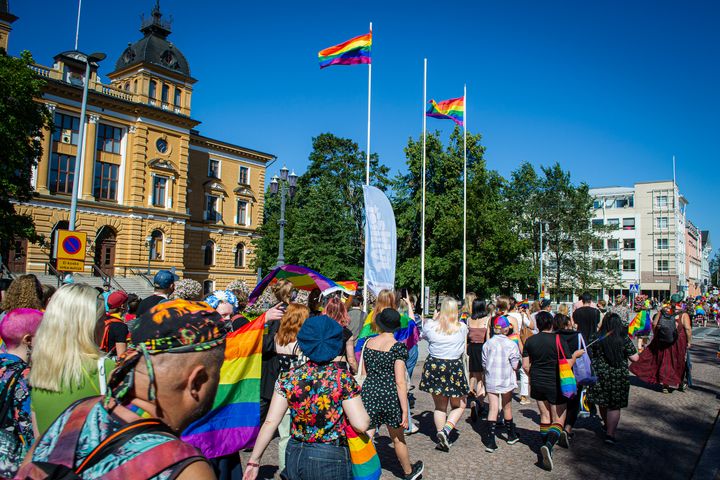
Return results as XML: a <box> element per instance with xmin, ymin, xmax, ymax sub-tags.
<box><xmin>269</xmin><ymin>166</ymin><xmax>298</xmax><ymax>267</ymax></box>
<box><xmin>69</xmin><ymin>51</ymin><xmax>107</xmax><ymax>231</ymax></box>
<box><xmin>145</xmin><ymin>235</ymin><xmax>153</xmax><ymax>275</ymax></box>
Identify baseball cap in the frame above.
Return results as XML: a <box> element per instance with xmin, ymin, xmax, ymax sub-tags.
<box><xmin>107</xmin><ymin>291</ymin><xmax>129</xmax><ymax>310</ymax></box>
<box><xmin>153</xmin><ymin>269</ymin><xmax>179</xmax><ymax>289</ymax></box>
<box><xmin>494</xmin><ymin>316</ymin><xmax>511</xmax><ymax>329</ymax></box>
<box><xmin>541</xmin><ymin>299</ymin><xmax>552</xmax><ymax>309</ymax></box>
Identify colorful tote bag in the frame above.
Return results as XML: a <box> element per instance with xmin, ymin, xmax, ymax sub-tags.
<box><xmin>556</xmin><ymin>334</ymin><xmax>577</xmax><ymax>398</ymax></box>
<box><xmin>344</xmin><ymin>422</ymin><xmax>382</xmax><ymax>480</ymax></box>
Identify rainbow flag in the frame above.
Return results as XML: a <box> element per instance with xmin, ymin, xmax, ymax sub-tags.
<box><xmin>318</xmin><ymin>32</ymin><xmax>372</xmax><ymax>69</ymax></box>
<box><xmin>182</xmin><ymin>313</ymin><xmax>265</xmax><ymax>458</ymax></box>
<box><xmin>346</xmin><ymin>424</ymin><xmax>382</xmax><ymax>480</ymax></box>
<box><xmin>426</xmin><ymin>97</ymin><xmax>464</xmax><ymax>126</ymax></box>
<box><xmin>248</xmin><ymin>264</ymin><xmax>357</xmax><ymax>305</ymax></box>
<box><xmin>355</xmin><ymin>311</ymin><xmax>419</xmax><ymax>361</ymax></box>
<box><xmin>628</xmin><ymin>310</ymin><xmax>651</xmax><ymax>337</ymax></box>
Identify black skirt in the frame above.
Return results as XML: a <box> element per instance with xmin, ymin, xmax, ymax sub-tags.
<box><xmin>420</xmin><ymin>356</ymin><xmax>470</xmax><ymax>398</ymax></box>
<box><xmin>468</xmin><ymin>342</ymin><xmax>484</xmax><ymax>373</ymax></box>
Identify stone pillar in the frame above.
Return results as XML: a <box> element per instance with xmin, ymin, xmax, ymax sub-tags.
<box><xmin>36</xmin><ymin>103</ymin><xmax>56</xmax><ymax>194</ymax></box>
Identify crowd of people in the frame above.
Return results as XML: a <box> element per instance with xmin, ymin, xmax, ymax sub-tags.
<box><xmin>0</xmin><ymin>270</ymin><xmax>713</xmax><ymax>479</ymax></box>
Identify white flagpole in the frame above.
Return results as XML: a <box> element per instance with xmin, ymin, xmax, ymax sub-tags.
<box><xmin>462</xmin><ymin>84</ymin><xmax>467</xmax><ymax>298</ymax></box>
<box><xmin>363</xmin><ymin>22</ymin><xmax>373</xmax><ymax>313</ymax></box>
<box><xmin>74</xmin><ymin>0</ymin><xmax>82</xmax><ymax>50</ymax></box>
<box><xmin>421</xmin><ymin>58</ymin><xmax>427</xmax><ymax>316</ymax></box>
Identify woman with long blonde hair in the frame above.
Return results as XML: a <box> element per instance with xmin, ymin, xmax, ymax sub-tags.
<box><xmin>419</xmin><ymin>297</ymin><xmax>469</xmax><ymax>452</ymax></box>
<box><xmin>29</xmin><ymin>283</ymin><xmax>116</xmax><ymax>435</ymax></box>
<box><xmin>460</xmin><ymin>292</ymin><xmax>476</xmax><ymax>323</ymax></box>
<box><xmin>369</xmin><ymin>289</ymin><xmax>395</xmax><ymax>333</ymax></box>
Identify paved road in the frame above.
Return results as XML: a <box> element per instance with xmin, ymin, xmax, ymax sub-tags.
<box><xmin>246</xmin><ymin>335</ymin><xmax>720</xmax><ymax>479</ymax></box>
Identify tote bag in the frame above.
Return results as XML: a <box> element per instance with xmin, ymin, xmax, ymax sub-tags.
<box><xmin>555</xmin><ymin>335</ymin><xmax>577</xmax><ymax>398</ymax></box>
<box><xmin>572</xmin><ymin>334</ymin><xmax>596</xmax><ymax>386</ymax></box>
<box><xmin>344</xmin><ymin>422</ymin><xmax>382</xmax><ymax>480</ymax></box>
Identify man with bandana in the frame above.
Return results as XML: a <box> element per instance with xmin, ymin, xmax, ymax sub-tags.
<box><xmin>17</xmin><ymin>299</ymin><xmax>227</xmax><ymax>479</ymax></box>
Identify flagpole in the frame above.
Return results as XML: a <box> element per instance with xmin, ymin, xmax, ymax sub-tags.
<box><xmin>421</xmin><ymin>58</ymin><xmax>427</xmax><ymax>316</ymax></box>
<box><xmin>363</xmin><ymin>22</ymin><xmax>372</xmax><ymax>313</ymax></box>
<box><xmin>74</xmin><ymin>0</ymin><xmax>82</xmax><ymax>49</ymax></box>
<box><xmin>462</xmin><ymin>84</ymin><xmax>467</xmax><ymax>298</ymax></box>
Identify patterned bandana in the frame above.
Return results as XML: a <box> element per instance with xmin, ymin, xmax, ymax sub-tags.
<box><xmin>106</xmin><ymin>299</ymin><xmax>226</xmax><ymax>405</ymax></box>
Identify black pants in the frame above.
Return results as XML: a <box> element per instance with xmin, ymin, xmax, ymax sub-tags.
<box><xmin>566</xmin><ymin>391</ymin><xmax>580</xmax><ymax>428</ymax></box>
<box><xmin>210</xmin><ymin>454</ymin><xmax>243</xmax><ymax>480</ymax></box>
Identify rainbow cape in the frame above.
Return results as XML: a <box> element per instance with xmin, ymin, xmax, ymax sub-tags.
<box><xmin>426</xmin><ymin>97</ymin><xmax>464</xmax><ymax>126</ymax></box>
<box><xmin>182</xmin><ymin>313</ymin><xmax>265</xmax><ymax>458</ymax></box>
<box><xmin>318</xmin><ymin>31</ymin><xmax>372</xmax><ymax>69</ymax></box>
<box><xmin>248</xmin><ymin>264</ymin><xmax>357</xmax><ymax>305</ymax></box>
<box><xmin>628</xmin><ymin>310</ymin><xmax>651</xmax><ymax>337</ymax></box>
<box><xmin>354</xmin><ymin>311</ymin><xmax>419</xmax><ymax>361</ymax></box>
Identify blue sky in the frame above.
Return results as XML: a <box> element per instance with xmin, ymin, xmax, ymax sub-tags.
<box><xmin>9</xmin><ymin>0</ymin><xmax>720</xmax><ymax>246</ymax></box>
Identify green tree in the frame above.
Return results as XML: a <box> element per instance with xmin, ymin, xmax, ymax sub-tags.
<box><xmin>0</xmin><ymin>51</ymin><xmax>52</xmax><ymax>248</ymax></box>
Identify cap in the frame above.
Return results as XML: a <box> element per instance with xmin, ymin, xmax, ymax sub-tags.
<box><xmin>541</xmin><ymin>299</ymin><xmax>552</xmax><ymax>309</ymax></box>
<box><xmin>107</xmin><ymin>291</ymin><xmax>129</xmax><ymax>310</ymax></box>
<box><xmin>297</xmin><ymin>315</ymin><xmax>343</xmax><ymax>364</ymax></box>
<box><xmin>153</xmin><ymin>270</ymin><xmax>179</xmax><ymax>289</ymax></box>
<box><xmin>494</xmin><ymin>315</ymin><xmax>511</xmax><ymax>329</ymax></box>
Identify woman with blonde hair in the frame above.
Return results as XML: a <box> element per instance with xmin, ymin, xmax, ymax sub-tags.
<box><xmin>419</xmin><ymin>297</ymin><xmax>469</xmax><ymax>452</ymax></box>
<box><xmin>460</xmin><ymin>292</ymin><xmax>476</xmax><ymax>323</ymax></box>
<box><xmin>369</xmin><ymin>289</ymin><xmax>396</xmax><ymax>333</ymax></box>
<box><xmin>30</xmin><ymin>283</ymin><xmax>115</xmax><ymax>435</ymax></box>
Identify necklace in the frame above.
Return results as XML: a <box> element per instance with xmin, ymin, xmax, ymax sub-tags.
<box><xmin>126</xmin><ymin>402</ymin><xmax>153</xmax><ymax>419</ymax></box>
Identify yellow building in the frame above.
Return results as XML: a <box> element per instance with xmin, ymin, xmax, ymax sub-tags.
<box><xmin>5</xmin><ymin>2</ymin><xmax>273</xmax><ymax>294</ymax></box>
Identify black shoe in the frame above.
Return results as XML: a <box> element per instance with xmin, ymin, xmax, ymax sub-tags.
<box><xmin>484</xmin><ymin>434</ymin><xmax>498</xmax><ymax>452</ymax></box>
<box><xmin>540</xmin><ymin>444</ymin><xmax>554</xmax><ymax>471</ymax></box>
<box><xmin>558</xmin><ymin>430</ymin><xmax>570</xmax><ymax>448</ymax></box>
<box><xmin>506</xmin><ymin>423</ymin><xmax>519</xmax><ymax>445</ymax></box>
<box><xmin>436</xmin><ymin>430</ymin><xmax>451</xmax><ymax>452</ymax></box>
<box><xmin>470</xmin><ymin>401</ymin><xmax>478</xmax><ymax>422</ymax></box>
<box><xmin>604</xmin><ymin>434</ymin><xmax>616</xmax><ymax>445</ymax></box>
<box><xmin>404</xmin><ymin>461</ymin><xmax>424</xmax><ymax>480</ymax></box>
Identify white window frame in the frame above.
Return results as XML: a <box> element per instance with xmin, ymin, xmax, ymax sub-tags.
<box><xmin>657</xmin><ymin>260</ymin><xmax>669</xmax><ymax>272</ymax></box>
<box><xmin>208</xmin><ymin>158</ymin><xmax>221</xmax><ymax>179</ymax></box>
<box><xmin>657</xmin><ymin>238</ymin><xmax>669</xmax><ymax>250</ymax></box>
<box><xmin>657</xmin><ymin>217</ymin><xmax>669</xmax><ymax>229</ymax></box>
<box><xmin>236</xmin><ymin>199</ymin><xmax>249</xmax><ymax>226</ymax></box>
<box><xmin>205</xmin><ymin>194</ymin><xmax>221</xmax><ymax>222</ymax></box>
<box><xmin>151</xmin><ymin>174</ymin><xmax>169</xmax><ymax>208</ymax></box>
<box><xmin>238</xmin><ymin>166</ymin><xmax>250</xmax><ymax>185</ymax></box>
<box><xmin>657</xmin><ymin>195</ymin><xmax>668</xmax><ymax>208</ymax></box>
<box><xmin>622</xmin><ymin>259</ymin><xmax>636</xmax><ymax>272</ymax></box>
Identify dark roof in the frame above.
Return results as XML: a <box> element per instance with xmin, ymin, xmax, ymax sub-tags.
<box><xmin>112</xmin><ymin>3</ymin><xmax>190</xmax><ymax>77</ymax></box>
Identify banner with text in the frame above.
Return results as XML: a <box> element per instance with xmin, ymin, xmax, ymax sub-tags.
<box><xmin>363</xmin><ymin>185</ymin><xmax>396</xmax><ymax>296</ymax></box>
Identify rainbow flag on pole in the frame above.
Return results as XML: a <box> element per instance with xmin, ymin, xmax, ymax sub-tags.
<box><xmin>182</xmin><ymin>313</ymin><xmax>265</xmax><ymax>458</ymax></box>
<box><xmin>426</xmin><ymin>97</ymin><xmax>465</xmax><ymax>126</ymax></box>
<box><xmin>318</xmin><ymin>31</ymin><xmax>372</xmax><ymax>69</ymax></box>
<box><xmin>628</xmin><ymin>310</ymin><xmax>651</xmax><ymax>337</ymax></box>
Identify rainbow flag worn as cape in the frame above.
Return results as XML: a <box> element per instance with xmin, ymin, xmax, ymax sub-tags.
<box><xmin>355</xmin><ymin>311</ymin><xmax>419</xmax><ymax>361</ymax></box>
<box><xmin>426</xmin><ymin>97</ymin><xmax>465</xmax><ymax>126</ymax></box>
<box><xmin>318</xmin><ymin>31</ymin><xmax>372</xmax><ymax>69</ymax></box>
<box><xmin>628</xmin><ymin>310</ymin><xmax>651</xmax><ymax>337</ymax></box>
<box><xmin>182</xmin><ymin>313</ymin><xmax>265</xmax><ymax>458</ymax></box>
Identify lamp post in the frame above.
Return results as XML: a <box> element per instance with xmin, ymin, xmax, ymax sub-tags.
<box><xmin>269</xmin><ymin>166</ymin><xmax>298</xmax><ymax>268</ymax></box>
<box><xmin>145</xmin><ymin>234</ymin><xmax>152</xmax><ymax>275</ymax></box>
<box><xmin>68</xmin><ymin>51</ymin><xmax>106</xmax><ymax>231</ymax></box>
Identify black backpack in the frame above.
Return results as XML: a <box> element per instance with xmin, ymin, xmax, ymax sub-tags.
<box><xmin>655</xmin><ymin>311</ymin><xmax>678</xmax><ymax>344</ymax></box>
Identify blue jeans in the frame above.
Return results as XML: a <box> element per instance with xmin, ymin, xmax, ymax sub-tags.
<box><xmin>406</xmin><ymin>344</ymin><xmax>419</xmax><ymax>378</ymax></box>
<box><xmin>284</xmin><ymin>438</ymin><xmax>352</xmax><ymax>480</ymax></box>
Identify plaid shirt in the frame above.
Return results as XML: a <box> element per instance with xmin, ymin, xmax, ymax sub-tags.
<box><xmin>482</xmin><ymin>334</ymin><xmax>521</xmax><ymax>394</ymax></box>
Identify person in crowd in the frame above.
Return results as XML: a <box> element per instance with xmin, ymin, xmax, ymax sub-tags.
<box><xmin>522</xmin><ymin>311</ymin><xmax>584</xmax><ymax>471</ymax></box>
<box><xmin>419</xmin><ymin>297</ymin><xmax>469</xmax><ymax>452</ymax></box>
<box><xmin>557</xmin><ymin>303</ymin><xmax>570</xmax><ymax>317</ymax></box>
<box><xmin>572</xmin><ymin>293</ymin><xmax>600</xmax><ymax>355</ymax></box>
<box><xmin>307</xmin><ymin>288</ymin><xmax>323</xmax><ymax>315</ymax></box>
<box><xmin>597</xmin><ymin>299</ymin><xmax>607</xmax><ymax>315</ymax></box>
<box><xmin>630</xmin><ymin>293</ymin><xmax>692</xmax><ymax>394</ymax></box>
<box><xmin>396</xmin><ymin>292</ymin><xmax>421</xmax><ymax>435</ymax></box>
<box><xmin>554</xmin><ymin>314</ymin><xmax>580</xmax><ymax>442</ymax></box>
<box><xmin>29</xmin><ymin>284</ymin><xmax>117</xmax><ymax>436</ymax></box>
<box><xmin>172</xmin><ymin>278</ymin><xmax>204</xmax><ymax>301</ymax></box>
<box><xmin>467</xmin><ymin>299</ymin><xmax>489</xmax><ymax>421</ymax></box>
<box><xmin>136</xmin><ymin>269</ymin><xmax>178</xmax><ymax>315</ymax></box>
<box><xmin>367</xmin><ymin>289</ymin><xmax>397</xmax><ymax>334</ymax></box>
<box><xmin>608</xmin><ymin>294</ymin><xmax>631</xmax><ymax>326</ymax></box>
<box><xmin>532</xmin><ymin>299</ymin><xmax>553</xmax><ymax>327</ymax></box>
<box><xmin>460</xmin><ymin>292</ymin><xmax>476</xmax><ymax>323</ymax></box>
<box><xmin>124</xmin><ymin>293</ymin><xmax>140</xmax><ymax>322</ymax></box>
<box><xmin>482</xmin><ymin>315</ymin><xmax>521</xmax><ymax>452</ymax></box>
<box><xmin>0</xmin><ymin>308</ymin><xmax>43</xmax><ymax>477</ymax></box>
<box><xmin>96</xmin><ymin>290</ymin><xmax>129</xmax><ymax>358</ymax></box>
<box><xmin>39</xmin><ymin>284</ymin><xmax>56</xmax><ymax>310</ymax></box>
<box><xmin>274</xmin><ymin>303</ymin><xmax>310</xmax><ymax>476</ymax></box>
<box><xmin>325</xmin><ymin>295</ymin><xmax>359</xmax><ymax>374</ymax></box>
<box><xmin>588</xmin><ymin>312</ymin><xmax>639</xmax><ymax>444</ymax></box>
<box><xmin>347</xmin><ymin>295</ymin><xmax>366</xmax><ymax>342</ymax></box>
<box><xmin>360</xmin><ymin>308</ymin><xmax>424</xmax><ymax>479</ymax></box>
<box><xmin>243</xmin><ymin>315</ymin><xmax>372</xmax><ymax>480</ymax></box>
<box><xmin>508</xmin><ymin>299</ymin><xmax>531</xmax><ymax>404</ymax></box>
<box><xmin>19</xmin><ymin>299</ymin><xmax>226</xmax><ymax>479</ymax></box>
<box><xmin>0</xmin><ymin>274</ymin><xmax>43</xmax><ymax>314</ymax></box>
<box><xmin>204</xmin><ymin>289</ymin><xmax>241</xmax><ymax>324</ymax></box>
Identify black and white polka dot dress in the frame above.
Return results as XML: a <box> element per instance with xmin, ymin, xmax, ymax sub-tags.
<box><xmin>360</xmin><ymin>342</ymin><xmax>408</xmax><ymax>429</ymax></box>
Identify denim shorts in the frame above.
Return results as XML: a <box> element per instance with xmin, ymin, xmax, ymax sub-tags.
<box><xmin>284</xmin><ymin>438</ymin><xmax>352</xmax><ymax>480</ymax></box>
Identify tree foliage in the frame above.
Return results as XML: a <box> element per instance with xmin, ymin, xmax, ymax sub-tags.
<box><xmin>0</xmin><ymin>51</ymin><xmax>51</xmax><ymax>246</ymax></box>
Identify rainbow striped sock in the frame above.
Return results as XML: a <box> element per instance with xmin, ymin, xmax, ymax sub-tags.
<box><xmin>540</xmin><ymin>423</ymin><xmax>550</xmax><ymax>443</ymax></box>
<box><xmin>442</xmin><ymin>421</ymin><xmax>456</xmax><ymax>436</ymax></box>
<box><xmin>547</xmin><ymin>423</ymin><xmax>563</xmax><ymax>448</ymax></box>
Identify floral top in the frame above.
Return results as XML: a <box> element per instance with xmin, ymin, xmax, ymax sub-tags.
<box><xmin>275</xmin><ymin>361</ymin><xmax>361</xmax><ymax>443</ymax></box>
<box><xmin>0</xmin><ymin>353</ymin><xmax>31</xmax><ymax>477</ymax></box>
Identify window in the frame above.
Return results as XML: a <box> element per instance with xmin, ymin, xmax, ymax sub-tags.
<box><xmin>592</xmin><ymin>239</ymin><xmax>604</xmax><ymax>251</ymax></box>
<box><xmin>149</xmin><ymin>80</ymin><xmax>157</xmax><ymax>99</ymax></box>
<box><xmin>593</xmin><ymin>200</ymin><xmax>602</xmax><ymax>209</ymax></box>
<box><xmin>657</xmin><ymin>260</ymin><xmax>669</xmax><ymax>272</ymax></box>
<box><xmin>239</xmin><ymin>166</ymin><xmax>249</xmax><ymax>185</ymax></box>
<box><xmin>96</xmin><ymin>124</ymin><xmax>122</xmax><ymax>154</ymax></box>
<box><xmin>657</xmin><ymin>238</ymin><xmax>669</xmax><ymax>250</ymax></box>
<box><xmin>615</xmin><ymin>198</ymin><xmax>628</xmax><ymax>208</ymax></box>
<box><xmin>607</xmin><ymin>218</ymin><xmax>620</xmax><ymax>228</ymax></box>
<box><xmin>94</xmin><ymin>161</ymin><xmax>119</xmax><ymax>200</ymax></box>
<box><xmin>628</xmin><ymin>195</ymin><xmax>634</xmax><ymax>207</ymax></box>
<box><xmin>592</xmin><ymin>219</ymin><xmax>603</xmax><ymax>227</ymax></box>
<box><xmin>622</xmin><ymin>218</ymin><xmax>635</xmax><ymax>230</ymax></box>
<box><xmin>149</xmin><ymin>230</ymin><xmax>163</xmax><ymax>260</ymax></box>
<box><xmin>205</xmin><ymin>195</ymin><xmax>220</xmax><ymax>221</ymax></box>
<box><xmin>161</xmin><ymin>84</ymin><xmax>169</xmax><ymax>103</ymax></box>
<box><xmin>133</xmin><ymin>79</ymin><xmax>138</xmax><ymax>93</ymax></box>
<box><xmin>49</xmin><ymin>153</ymin><xmax>75</xmax><ymax>194</ymax></box>
<box><xmin>203</xmin><ymin>280</ymin><xmax>214</xmax><ymax>296</ymax></box>
<box><xmin>208</xmin><ymin>159</ymin><xmax>220</xmax><ymax>178</ymax></box>
<box><xmin>592</xmin><ymin>259</ymin><xmax>604</xmax><ymax>271</ymax></box>
<box><xmin>657</xmin><ymin>195</ymin><xmax>668</xmax><ymax>208</ymax></box>
<box><xmin>607</xmin><ymin>260</ymin><xmax>620</xmax><ymax>270</ymax></box>
<box><xmin>657</xmin><ymin>217</ymin><xmax>668</xmax><ymax>229</ymax></box>
<box><xmin>152</xmin><ymin>176</ymin><xmax>167</xmax><ymax>207</ymax></box>
<box><xmin>174</xmin><ymin>88</ymin><xmax>182</xmax><ymax>106</ymax></box>
<box><xmin>623</xmin><ymin>239</ymin><xmax>636</xmax><ymax>250</ymax></box>
<box><xmin>234</xmin><ymin>243</ymin><xmax>245</xmax><ymax>268</ymax></box>
<box><xmin>204</xmin><ymin>240</ymin><xmax>215</xmax><ymax>266</ymax></box>
<box><xmin>622</xmin><ymin>260</ymin><xmax>636</xmax><ymax>271</ymax></box>
<box><xmin>52</xmin><ymin>113</ymin><xmax>80</xmax><ymax>145</ymax></box>
<box><xmin>608</xmin><ymin>239</ymin><xmax>619</xmax><ymax>251</ymax></box>
<box><xmin>236</xmin><ymin>200</ymin><xmax>249</xmax><ymax>225</ymax></box>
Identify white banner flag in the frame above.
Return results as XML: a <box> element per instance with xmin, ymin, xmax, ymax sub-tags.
<box><xmin>363</xmin><ymin>185</ymin><xmax>396</xmax><ymax>296</ymax></box>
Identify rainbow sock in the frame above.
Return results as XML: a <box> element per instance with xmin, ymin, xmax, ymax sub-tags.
<box><xmin>540</xmin><ymin>423</ymin><xmax>550</xmax><ymax>443</ymax></box>
<box><xmin>547</xmin><ymin>423</ymin><xmax>563</xmax><ymax>448</ymax></box>
<box><xmin>442</xmin><ymin>421</ymin><xmax>455</xmax><ymax>436</ymax></box>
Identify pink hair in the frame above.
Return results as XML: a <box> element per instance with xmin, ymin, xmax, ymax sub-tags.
<box><xmin>0</xmin><ymin>308</ymin><xmax>43</xmax><ymax>349</ymax></box>
<box><xmin>324</xmin><ymin>296</ymin><xmax>350</xmax><ymax>327</ymax></box>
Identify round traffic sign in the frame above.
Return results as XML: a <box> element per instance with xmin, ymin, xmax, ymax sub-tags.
<box><xmin>62</xmin><ymin>235</ymin><xmax>82</xmax><ymax>255</ymax></box>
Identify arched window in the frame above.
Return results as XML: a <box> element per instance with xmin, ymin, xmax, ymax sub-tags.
<box><xmin>234</xmin><ymin>243</ymin><xmax>245</xmax><ymax>268</ymax></box>
<box><xmin>149</xmin><ymin>80</ymin><xmax>157</xmax><ymax>100</ymax></box>
<box><xmin>149</xmin><ymin>230</ymin><xmax>163</xmax><ymax>260</ymax></box>
<box><xmin>204</xmin><ymin>240</ymin><xmax>215</xmax><ymax>266</ymax></box>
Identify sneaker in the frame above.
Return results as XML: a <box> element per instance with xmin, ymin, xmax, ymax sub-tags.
<box><xmin>484</xmin><ymin>434</ymin><xmax>498</xmax><ymax>452</ymax></box>
<box><xmin>436</xmin><ymin>430</ymin><xmax>451</xmax><ymax>452</ymax></box>
<box><xmin>519</xmin><ymin>396</ymin><xmax>531</xmax><ymax>405</ymax></box>
<box><xmin>470</xmin><ymin>401</ymin><xmax>478</xmax><ymax>422</ymax></box>
<box><xmin>540</xmin><ymin>444</ymin><xmax>554</xmax><ymax>471</ymax></box>
<box><xmin>506</xmin><ymin>423</ymin><xmax>519</xmax><ymax>445</ymax></box>
<box><xmin>405</xmin><ymin>422</ymin><xmax>419</xmax><ymax>435</ymax></box>
<box><xmin>404</xmin><ymin>461</ymin><xmax>424</xmax><ymax>480</ymax></box>
<box><xmin>604</xmin><ymin>434</ymin><xmax>616</xmax><ymax>445</ymax></box>
<box><xmin>558</xmin><ymin>430</ymin><xmax>570</xmax><ymax>448</ymax></box>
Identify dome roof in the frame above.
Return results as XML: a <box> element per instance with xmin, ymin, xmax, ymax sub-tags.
<box><xmin>113</xmin><ymin>3</ymin><xmax>190</xmax><ymax>77</ymax></box>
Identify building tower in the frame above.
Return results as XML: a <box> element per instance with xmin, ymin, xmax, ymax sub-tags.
<box><xmin>0</xmin><ymin>0</ymin><xmax>18</xmax><ymax>52</ymax></box>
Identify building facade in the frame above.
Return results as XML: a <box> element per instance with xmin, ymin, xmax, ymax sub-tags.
<box><xmin>5</xmin><ymin>3</ymin><xmax>273</xmax><ymax>293</ymax></box>
<box><xmin>685</xmin><ymin>220</ymin><xmax>702</xmax><ymax>297</ymax></box>
<box><xmin>701</xmin><ymin>231</ymin><xmax>713</xmax><ymax>293</ymax></box>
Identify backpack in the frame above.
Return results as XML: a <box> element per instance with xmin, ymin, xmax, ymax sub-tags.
<box><xmin>0</xmin><ymin>363</ymin><xmax>26</xmax><ymax>478</ymax></box>
<box><xmin>655</xmin><ymin>311</ymin><xmax>678</xmax><ymax>344</ymax></box>
<box><xmin>15</xmin><ymin>397</ymin><xmax>204</xmax><ymax>480</ymax></box>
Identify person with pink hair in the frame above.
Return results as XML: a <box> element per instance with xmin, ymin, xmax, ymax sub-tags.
<box><xmin>324</xmin><ymin>295</ymin><xmax>358</xmax><ymax>374</ymax></box>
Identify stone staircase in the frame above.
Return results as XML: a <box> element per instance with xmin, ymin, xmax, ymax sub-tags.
<box><xmin>33</xmin><ymin>273</ymin><xmax>156</xmax><ymax>298</ymax></box>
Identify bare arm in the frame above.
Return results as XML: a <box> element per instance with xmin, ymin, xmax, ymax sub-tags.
<box><xmin>245</xmin><ymin>392</ymin><xmax>288</xmax><ymax>478</ymax></box>
<box><xmin>345</xmin><ymin>338</ymin><xmax>358</xmax><ymax>374</ymax></box>
<box><xmin>394</xmin><ymin>358</ymin><xmax>409</xmax><ymax>429</ymax></box>
<box><xmin>115</xmin><ymin>342</ymin><xmax>127</xmax><ymax>357</ymax></box>
<box><xmin>522</xmin><ymin>356</ymin><xmax>531</xmax><ymax>375</ymax></box>
<box><xmin>683</xmin><ymin>313</ymin><xmax>692</xmax><ymax>347</ymax></box>
<box><xmin>342</xmin><ymin>396</ymin><xmax>370</xmax><ymax>433</ymax></box>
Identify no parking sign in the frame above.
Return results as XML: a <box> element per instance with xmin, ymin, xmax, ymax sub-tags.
<box><xmin>54</xmin><ymin>229</ymin><xmax>87</xmax><ymax>272</ymax></box>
